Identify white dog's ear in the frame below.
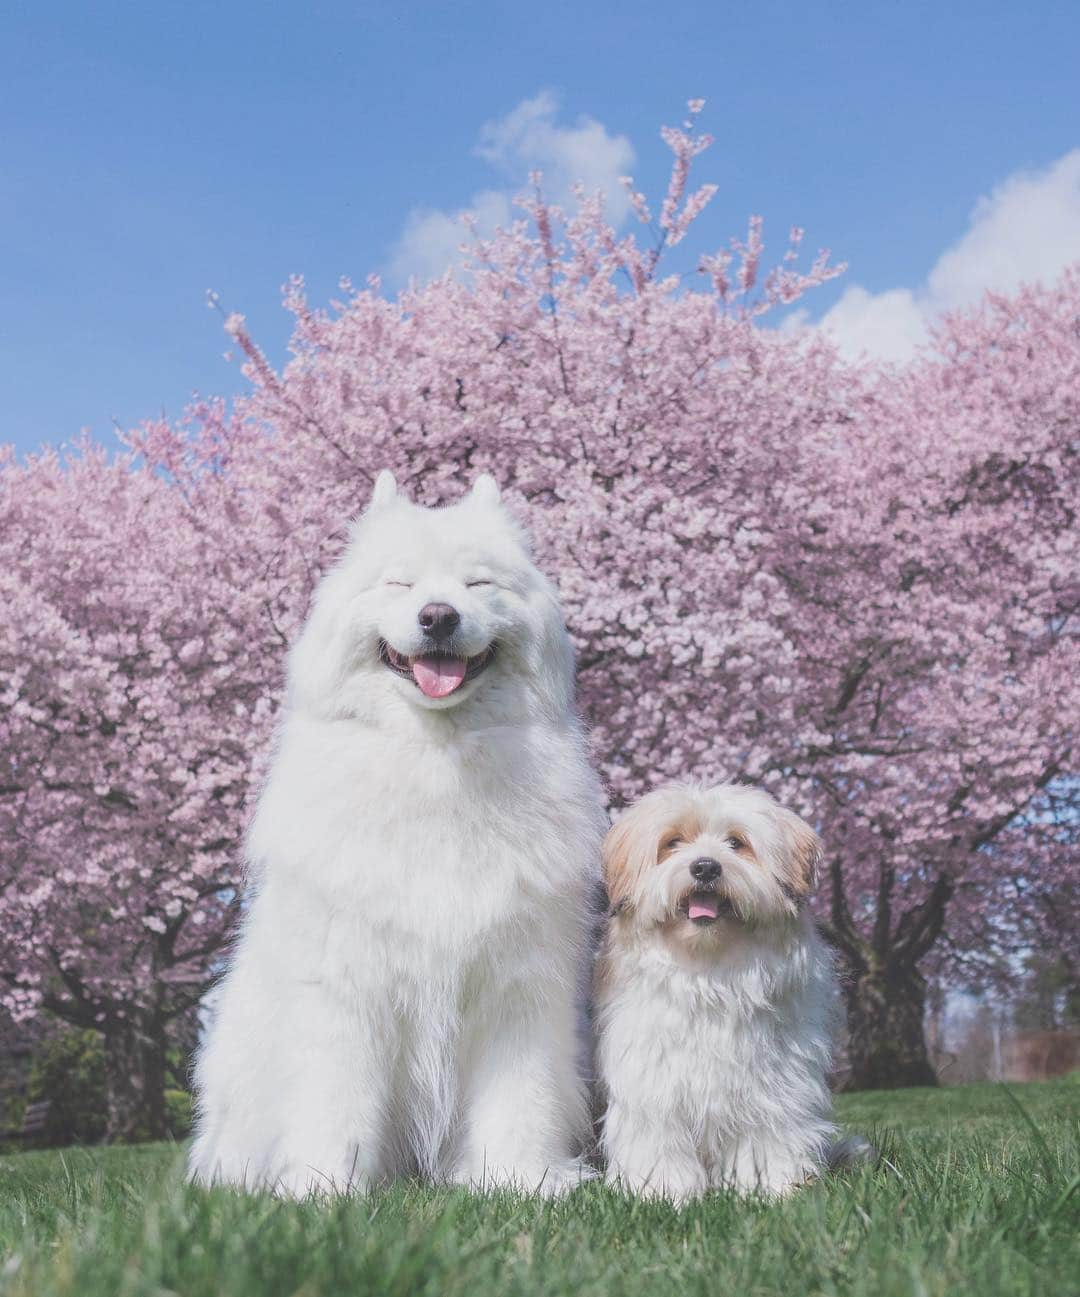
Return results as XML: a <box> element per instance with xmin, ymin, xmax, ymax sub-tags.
<box><xmin>370</xmin><ymin>469</ymin><xmax>398</xmax><ymax>509</ymax></box>
<box><xmin>778</xmin><ymin>807</ymin><xmax>823</xmax><ymax>897</ymax></box>
<box><xmin>469</xmin><ymin>473</ymin><xmax>501</xmax><ymax>507</ymax></box>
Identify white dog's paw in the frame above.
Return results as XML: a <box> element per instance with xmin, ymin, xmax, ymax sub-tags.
<box><xmin>268</xmin><ymin>1160</ymin><xmax>372</xmax><ymax>1200</ymax></box>
<box><xmin>530</xmin><ymin>1158</ymin><xmax>596</xmax><ymax>1198</ymax></box>
<box><xmin>450</xmin><ymin>1156</ymin><xmax>594</xmax><ymax>1198</ymax></box>
<box><xmin>270</xmin><ymin>1166</ymin><xmax>332</xmax><ymax>1199</ymax></box>
<box><xmin>607</xmin><ymin>1162</ymin><xmax>708</xmax><ymax>1205</ymax></box>
<box><xmin>719</xmin><ymin>1160</ymin><xmax>817</xmax><ymax>1199</ymax></box>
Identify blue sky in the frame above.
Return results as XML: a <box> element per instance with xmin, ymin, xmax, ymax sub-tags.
<box><xmin>3</xmin><ymin>0</ymin><xmax>1080</xmax><ymax>456</ymax></box>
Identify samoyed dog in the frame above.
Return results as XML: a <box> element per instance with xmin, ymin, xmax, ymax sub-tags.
<box><xmin>189</xmin><ymin>472</ymin><xmax>606</xmax><ymax>1197</ymax></box>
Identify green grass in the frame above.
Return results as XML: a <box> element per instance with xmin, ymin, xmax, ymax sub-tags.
<box><xmin>0</xmin><ymin>1077</ymin><xmax>1076</xmax><ymax>1297</ymax></box>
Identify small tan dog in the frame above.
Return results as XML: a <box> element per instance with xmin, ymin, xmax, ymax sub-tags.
<box><xmin>594</xmin><ymin>781</ymin><xmax>837</xmax><ymax>1200</ymax></box>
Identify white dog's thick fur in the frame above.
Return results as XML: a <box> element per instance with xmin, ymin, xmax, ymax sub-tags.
<box><xmin>189</xmin><ymin>472</ymin><xmax>606</xmax><ymax>1197</ymax></box>
<box><xmin>596</xmin><ymin>783</ymin><xmax>836</xmax><ymax>1200</ymax></box>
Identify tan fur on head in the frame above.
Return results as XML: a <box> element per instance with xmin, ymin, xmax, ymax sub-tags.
<box><xmin>776</xmin><ymin>806</ymin><xmax>823</xmax><ymax>897</ymax></box>
<box><xmin>602</xmin><ymin>782</ymin><xmax>822</xmax><ymax>940</ymax></box>
<box><xmin>602</xmin><ymin>786</ymin><xmax>703</xmax><ymax>915</ymax></box>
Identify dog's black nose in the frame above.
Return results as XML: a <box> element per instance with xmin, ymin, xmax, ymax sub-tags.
<box><xmin>418</xmin><ymin>602</ymin><xmax>461</xmax><ymax>639</ymax></box>
<box><xmin>690</xmin><ymin>858</ymin><xmax>722</xmax><ymax>882</ymax></box>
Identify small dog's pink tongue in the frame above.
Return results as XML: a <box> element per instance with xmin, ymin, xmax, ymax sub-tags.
<box><xmin>688</xmin><ymin>895</ymin><xmax>720</xmax><ymax>921</ymax></box>
<box><xmin>412</xmin><ymin>655</ymin><xmax>468</xmax><ymax>698</ymax></box>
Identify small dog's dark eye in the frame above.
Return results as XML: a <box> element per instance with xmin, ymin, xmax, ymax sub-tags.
<box><xmin>385</xmin><ymin>580</ymin><xmax>413</xmax><ymax>589</ymax></box>
<box><xmin>661</xmin><ymin>835</ymin><xmax>683</xmax><ymax>853</ymax></box>
<box><xmin>467</xmin><ymin>580</ymin><xmax>493</xmax><ymax>588</ymax></box>
<box><xmin>728</xmin><ymin>834</ymin><xmax>747</xmax><ymax>850</ymax></box>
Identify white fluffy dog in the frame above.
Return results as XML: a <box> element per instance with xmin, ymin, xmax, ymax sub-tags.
<box><xmin>189</xmin><ymin>472</ymin><xmax>606</xmax><ymax>1197</ymax></box>
<box><xmin>595</xmin><ymin>782</ymin><xmax>837</xmax><ymax>1200</ymax></box>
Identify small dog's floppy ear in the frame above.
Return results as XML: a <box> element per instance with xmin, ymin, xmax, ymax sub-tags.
<box><xmin>778</xmin><ymin>807</ymin><xmax>823</xmax><ymax>897</ymax></box>
<box><xmin>370</xmin><ymin>469</ymin><xmax>398</xmax><ymax>509</ymax></box>
<box><xmin>469</xmin><ymin>473</ymin><xmax>501</xmax><ymax>507</ymax></box>
<box><xmin>601</xmin><ymin>815</ymin><xmax>638</xmax><ymax>917</ymax></box>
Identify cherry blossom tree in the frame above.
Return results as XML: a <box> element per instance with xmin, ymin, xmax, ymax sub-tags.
<box><xmin>1</xmin><ymin>104</ymin><xmax>1075</xmax><ymax>1132</ymax></box>
<box><xmin>799</xmin><ymin>282</ymin><xmax>1079</xmax><ymax>1085</ymax></box>
<box><xmin>0</xmin><ymin>442</ymin><xmax>276</xmax><ymax>1138</ymax></box>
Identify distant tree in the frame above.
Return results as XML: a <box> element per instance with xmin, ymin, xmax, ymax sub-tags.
<box><xmin>24</xmin><ymin>1028</ymin><xmax>107</xmax><ymax>1146</ymax></box>
<box><xmin>1012</xmin><ymin>953</ymin><xmax>1080</xmax><ymax>1033</ymax></box>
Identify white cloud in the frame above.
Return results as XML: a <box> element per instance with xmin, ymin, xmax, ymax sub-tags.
<box><xmin>814</xmin><ymin>286</ymin><xmax>927</xmax><ymax>364</ymax></box>
<box><xmin>474</xmin><ymin>90</ymin><xmax>635</xmax><ymax>222</ymax></box>
<box><xmin>387</xmin><ymin>92</ymin><xmax>634</xmax><ymax>286</ymax></box>
<box><xmin>388</xmin><ymin>190</ymin><xmax>513</xmax><ymax>289</ymax></box>
<box><xmin>816</xmin><ymin>149</ymin><xmax>1080</xmax><ymax>363</ymax></box>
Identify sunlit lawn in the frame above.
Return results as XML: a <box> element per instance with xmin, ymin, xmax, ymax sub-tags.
<box><xmin>0</xmin><ymin>1075</ymin><xmax>1076</xmax><ymax>1297</ymax></box>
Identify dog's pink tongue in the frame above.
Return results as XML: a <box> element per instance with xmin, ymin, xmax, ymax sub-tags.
<box><xmin>412</xmin><ymin>655</ymin><xmax>468</xmax><ymax>698</ymax></box>
<box><xmin>688</xmin><ymin>895</ymin><xmax>720</xmax><ymax>921</ymax></box>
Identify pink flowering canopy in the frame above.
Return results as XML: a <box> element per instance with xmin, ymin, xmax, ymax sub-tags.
<box><xmin>0</xmin><ymin>442</ymin><xmax>274</xmax><ymax>1026</ymax></box>
<box><xmin>1</xmin><ymin>104</ymin><xmax>1076</xmax><ymax>1054</ymax></box>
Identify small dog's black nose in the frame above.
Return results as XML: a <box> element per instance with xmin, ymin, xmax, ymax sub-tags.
<box><xmin>418</xmin><ymin>602</ymin><xmax>461</xmax><ymax>639</ymax></box>
<box><xmin>690</xmin><ymin>858</ymin><xmax>722</xmax><ymax>882</ymax></box>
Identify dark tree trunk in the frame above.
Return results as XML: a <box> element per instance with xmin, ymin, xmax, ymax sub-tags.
<box><xmin>103</xmin><ymin>1008</ymin><xmax>168</xmax><ymax>1142</ymax></box>
<box><xmin>843</xmin><ymin>960</ymin><xmax>938</xmax><ymax>1090</ymax></box>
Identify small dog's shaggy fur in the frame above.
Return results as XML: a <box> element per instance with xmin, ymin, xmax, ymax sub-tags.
<box><xmin>188</xmin><ymin>473</ymin><xmax>606</xmax><ymax>1197</ymax></box>
<box><xmin>595</xmin><ymin>782</ymin><xmax>837</xmax><ymax>1200</ymax></box>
